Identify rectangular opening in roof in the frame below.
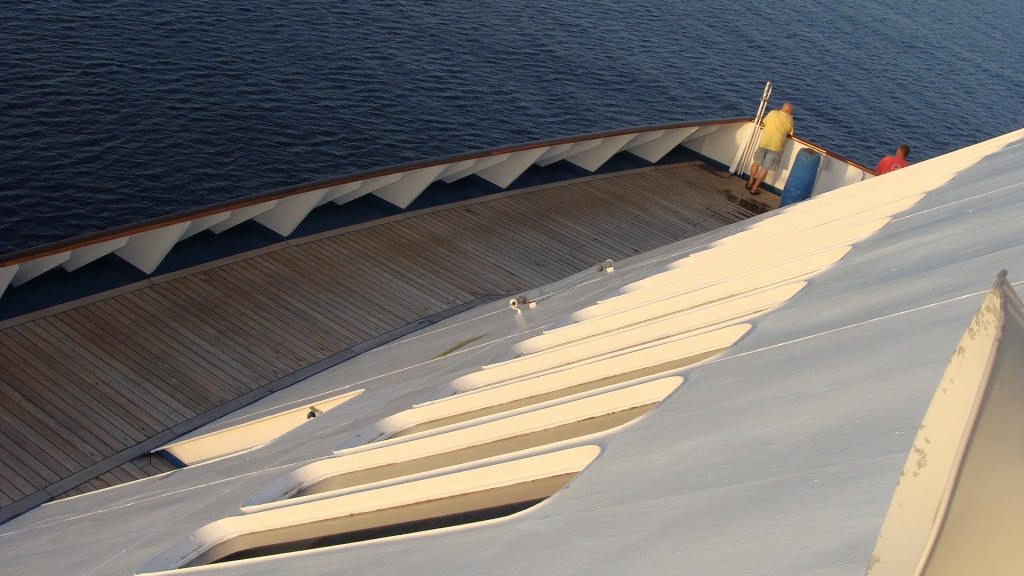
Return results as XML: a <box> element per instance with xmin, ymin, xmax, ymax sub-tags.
<box><xmin>393</xmin><ymin>350</ymin><xmax>719</xmax><ymax>438</ymax></box>
<box><xmin>140</xmin><ymin>446</ymin><xmax>600</xmax><ymax>573</ymax></box>
<box><xmin>157</xmin><ymin>389</ymin><xmax>363</xmax><ymax>466</ymax></box>
<box><xmin>201</xmin><ymin>475</ymin><xmax>571</xmax><ymax>566</ymax></box>
<box><xmin>299</xmin><ymin>404</ymin><xmax>650</xmax><ymax>499</ymax></box>
<box><xmin>244</xmin><ymin>378</ymin><xmax>679</xmax><ymax>513</ymax></box>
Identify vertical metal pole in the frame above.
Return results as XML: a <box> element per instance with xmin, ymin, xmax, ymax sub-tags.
<box><xmin>734</xmin><ymin>81</ymin><xmax>772</xmax><ymax>177</ymax></box>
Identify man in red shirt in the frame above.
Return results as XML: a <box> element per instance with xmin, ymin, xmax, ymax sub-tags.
<box><xmin>876</xmin><ymin>144</ymin><xmax>911</xmax><ymax>174</ymax></box>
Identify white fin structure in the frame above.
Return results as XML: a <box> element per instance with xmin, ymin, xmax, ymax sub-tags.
<box><xmin>536</xmin><ymin>140</ymin><xmax>604</xmax><ymax>167</ymax></box>
<box><xmin>373</xmin><ymin>165</ymin><xmax>448</xmax><ymax>209</ymax></box>
<box><xmin>254</xmin><ymin>189</ymin><xmax>328</xmax><ymax>237</ymax></box>
<box><xmin>317</xmin><ymin>181</ymin><xmax>363</xmax><ymax>207</ymax></box>
<box><xmin>0</xmin><ymin>264</ymin><xmax>18</xmax><ymax>298</ymax></box>
<box><xmin>476</xmin><ymin>148</ymin><xmax>548</xmax><ymax>189</ymax></box>
<box><xmin>559</xmin><ymin>134</ymin><xmax>635</xmax><ymax>172</ymax></box>
<box><xmin>209</xmin><ymin>201</ymin><xmax>278</xmax><ymax>234</ymax></box>
<box><xmin>62</xmin><ymin>237</ymin><xmax>129</xmax><ymax>272</ymax></box>
<box><xmin>178</xmin><ymin>212</ymin><xmax>231</xmax><ymax>240</ymax></box>
<box><xmin>867</xmin><ymin>272</ymin><xmax>1024</xmax><ymax>575</ymax></box>
<box><xmin>10</xmin><ymin>251</ymin><xmax>70</xmax><ymax>286</ymax></box>
<box><xmin>625</xmin><ymin>127</ymin><xmax>700</xmax><ymax>163</ymax></box>
<box><xmin>440</xmin><ymin>154</ymin><xmax>511</xmax><ymax>183</ymax></box>
<box><xmin>115</xmin><ymin>222</ymin><xmax>191</xmax><ymax>274</ymax></box>
<box><xmin>333</xmin><ymin>173</ymin><xmax>402</xmax><ymax>205</ymax></box>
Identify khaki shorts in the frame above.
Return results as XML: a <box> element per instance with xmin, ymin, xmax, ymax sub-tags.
<box><xmin>753</xmin><ymin>147</ymin><xmax>781</xmax><ymax>171</ymax></box>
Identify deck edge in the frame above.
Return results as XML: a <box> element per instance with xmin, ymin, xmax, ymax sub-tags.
<box><xmin>0</xmin><ymin>295</ymin><xmax>503</xmax><ymax>526</ymax></box>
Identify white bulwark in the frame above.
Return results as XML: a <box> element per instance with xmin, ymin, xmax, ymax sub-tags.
<box><xmin>1</xmin><ymin>128</ymin><xmax>1023</xmax><ymax>575</ymax></box>
<box><xmin>0</xmin><ymin>117</ymin><xmax>872</xmax><ymax>302</ymax></box>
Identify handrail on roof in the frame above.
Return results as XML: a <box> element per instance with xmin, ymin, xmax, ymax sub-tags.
<box><xmin>0</xmin><ymin>117</ymin><xmax>753</xmax><ymax>266</ymax></box>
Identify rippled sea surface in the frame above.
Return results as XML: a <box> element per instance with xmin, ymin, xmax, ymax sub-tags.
<box><xmin>2</xmin><ymin>0</ymin><xmax>1022</xmax><ymax>254</ymax></box>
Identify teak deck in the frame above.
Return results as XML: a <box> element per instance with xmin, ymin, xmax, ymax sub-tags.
<box><xmin>0</xmin><ymin>162</ymin><xmax>773</xmax><ymax>523</ymax></box>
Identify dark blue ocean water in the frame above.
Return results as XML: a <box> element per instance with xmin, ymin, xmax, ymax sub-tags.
<box><xmin>2</xmin><ymin>0</ymin><xmax>1022</xmax><ymax>255</ymax></box>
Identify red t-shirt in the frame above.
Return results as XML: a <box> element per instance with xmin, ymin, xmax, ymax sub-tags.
<box><xmin>876</xmin><ymin>155</ymin><xmax>910</xmax><ymax>174</ymax></box>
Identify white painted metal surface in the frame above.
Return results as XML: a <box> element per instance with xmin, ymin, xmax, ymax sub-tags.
<box><xmin>10</xmin><ymin>250</ymin><xmax>69</xmax><ymax>286</ymax></box>
<box><xmin>245</xmin><ymin>378</ymin><xmax>681</xmax><ymax>513</ymax></box>
<box><xmin>177</xmin><ymin>212</ymin><xmax>231</xmax><ymax>240</ymax></box>
<box><xmin>316</xmin><ymin>181</ymin><xmax>363</xmax><ymax>206</ymax></box>
<box><xmin>671</xmin><ymin>196</ymin><xmax>921</xmax><ymax>270</ymax></box>
<box><xmin>158</xmin><ymin>390</ymin><xmax>364</xmax><ymax>466</ymax></box>
<box><xmin>62</xmin><ymin>236</ymin><xmax>129</xmax><ymax>272</ymax></box>
<box><xmin>647</xmin><ymin>218</ymin><xmax>888</xmax><ymax>285</ymax></box>
<box><xmin>138</xmin><ymin>446</ymin><xmax>601</xmax><ymax>573</ymax></box>
<box><xmin>116</xmin><ymin>222</ymin><xmax>192</xmax><ymax>274</ymax></box>
<box><xmin>535</xmin><ymin>140</ymin><xmax>603</xmax><ymax>167</ymax></box>
<box><xmin>372</xmin><ymin>165</ymin><xmax>447</xmax><ymax>209</ymax></box>
<box><xmin>0</xmin><ymin>265</ymin><xmax>17</xmax><ymax>299</ymax></box>
<box><xmin>475</xmin><ymin>148</ymin><xmax>548</xmax><ymax>188</ymax></box>
<box><xmin>439</xmin><ymin>154</ymin><xmax>509</xmax><ymax>183</ymax></box>
<box><xmin>334</xmin><ymin>173</ymin><xmax>402</xmax><ymax>205</ymax></box>
<box><xmin>3</xmin><ymin>129</ymin><xmax>1024</xmax><ymax>576</ymax></box>
<box><xmin>563</xmin><ymin>134</ymin><xmax>635</xmax><ymax>172</ymax></box>
<box><xmin>868</xmin><ymin>273</ymin><xmax>1024</xmax><ymax>575</ymax></box>
<box><xmin>501</xmin><ymin>282</ymin><xmax>804</xmax><ymax>363</ymax></box>
<box><xmin>253</xmin><ymin>189</ymin><xmax>328</xmax><ymax>237</ymax></box>
<box><xmin>625</xmin><ymin>126</ymin><xmax>699</xmax><ymax>163</ymax></box>
<box><xmin>578</xmin><ymin>245</ymin><xmax>851</xmax><ymax>323</ymax></box>
<box><xmin>509</xmin><ymin>259</ymin><xmax>613</xmax><ymax>310</ymax></box>
<box><xmin>209</xmin><ymin>202</ymin><xmax>278</xmax><ymax>234</ymax></box>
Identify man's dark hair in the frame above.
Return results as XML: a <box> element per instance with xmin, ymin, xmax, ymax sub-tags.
<box><xmin>898</xmin><ymin>144</ymin><xmax>911</xmax><ymax>158</ymax></box>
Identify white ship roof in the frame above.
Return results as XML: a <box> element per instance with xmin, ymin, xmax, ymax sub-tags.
<box><xmin>2</xmin><ymin>128</ymin><xmax>1023</xmax><ymax>575</ymax></box>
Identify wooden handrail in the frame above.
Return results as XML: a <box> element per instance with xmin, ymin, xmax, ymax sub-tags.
<box><xmin>750</xmin><ymin>119</ymin><xmax>878</xmax><ymax>176</ymax></box>
<box><xmin>1</xmin><ymin>117</ymin><xmax>753</xmax><ymax>267</ymax></box>
<box><xmin>788</xmin><ymin>135</ymin><xmax>878</xmax><ymax>176</ymax></box>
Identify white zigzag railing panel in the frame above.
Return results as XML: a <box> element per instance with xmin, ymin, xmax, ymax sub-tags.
<box><xmin>0</xmin><ymin>118</ymin><xmax>876</xmax><ymax>304</ymax></box>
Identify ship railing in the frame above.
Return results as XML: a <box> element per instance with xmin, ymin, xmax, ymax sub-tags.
<box><xmin>0</xmin><ymin>117</ymin><xmax>873</xmax><ymax>302</ymax></box>
<box><xmin>729</xmin><ymin>122</ymin><xmax>878</xmax><ymax>195</ymax></box>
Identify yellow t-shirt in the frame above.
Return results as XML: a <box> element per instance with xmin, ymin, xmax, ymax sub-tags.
<box><xmin>758</xmin><ymin>110</ymin><xmax>794</xmax><ymax>152</ymax></box>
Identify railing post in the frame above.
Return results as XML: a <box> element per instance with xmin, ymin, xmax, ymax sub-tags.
<box><xmin>734</xmin><ymin>81</ymin><xmax>772</xmax><ymax>178</ymax></box>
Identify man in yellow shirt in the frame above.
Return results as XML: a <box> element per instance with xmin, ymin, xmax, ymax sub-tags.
<box><xmin>746</xmin><ymin>102</ymin><xmax>794</xmax><ymax>195</ymax></box>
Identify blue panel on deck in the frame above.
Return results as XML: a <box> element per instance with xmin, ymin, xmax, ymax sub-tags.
<box><xmin>779</xmin><ymin>149</ymin><xmax>821</xmax><ymax>207</ymax></box>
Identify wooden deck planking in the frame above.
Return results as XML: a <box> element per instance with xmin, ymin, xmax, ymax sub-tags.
<box><xmin>251</xmin><ymin>250</ymin><xmax>386</xmax><ymax>341</ymax></box>
<box><xmin>0</xmin><ymin>162</ymin><xmax>766</xmax><ymax>522</ymax></box>
<box><xmin>0</xmin><ymin>341</ymin><xmax>127</xmax><ymax>457</ymax></box>
<box><xmin>42</xmin><ymin>314</ymin><xmax>200</xmax><ymax>419</ymax></box>
<box><xmin>21</xmin><ymin>320</ymin><xmax>177</xmax><ymax>432</ymax></box>
<box><xmin>0</xmin><ymin>390</ymin><xmax>96</xmax><ymax>471</ymax></box>
<box><xmin>10</xmin><ymin>322</ymin><xmax>161</xmax><ymax>441</ymax></box>
<box><xmin>162</xmin><ymin>276</ymin><xmax>313</xmax><ymax>372</ymax></box>
<box><xmin>426</xmin><ymin>203</ymin><xmax>568</xmax><ymax>280</ymax></box>
<box><xmin>234</xmin><ymin>256</ymin><xmax>367</xmax><ymax>346</ymax></box>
